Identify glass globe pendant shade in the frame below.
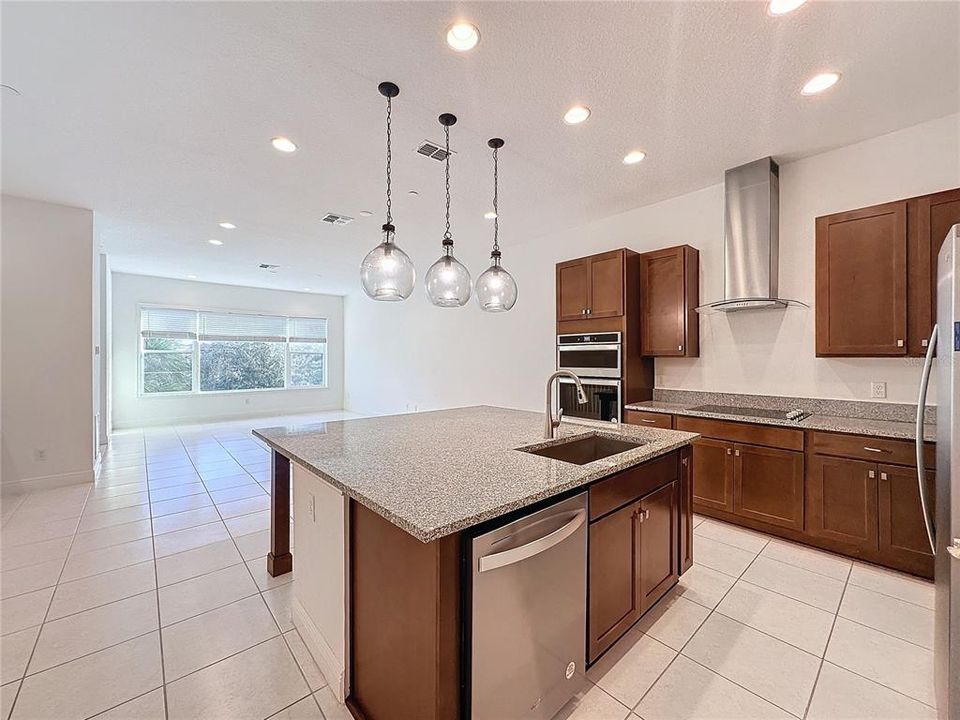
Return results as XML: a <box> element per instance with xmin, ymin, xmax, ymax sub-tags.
<box><xmin>475</xmin><ymin>252</ymin><xmax>518</xmax><ymax>312</ymax></box>
<box><xmin>425</xmin><ymin>245</ymin><xmax>472</xmax><ymax>307</ymax></box>
<box><xmin>360</xmin><ymin>224</ymin><xmax>416</xmax><ymax>301</ymax></box>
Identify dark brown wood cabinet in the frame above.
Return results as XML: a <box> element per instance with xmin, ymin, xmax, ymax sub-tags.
<box><xmin>733</xmin><ymin>443</ymin><xmax>804</xmax><ymax>531</ymax></box>
<box><xmin>878</xmin><ymin>464</ymin><xmax>936</xmax><ymax>577</ymax></box>
<box><xmin>816</xmin><ymin>186</ymin><xmax>960</xmax><ymax>357</ymax></box>
<box><xmin>624</xmin><ymin>409</ymin><xmax>673</xmax><ymax>429</ymax></box>
<box><xmin>690</xmin><ymin>437</ymin><xmax>733</xmax><ymax>512</ymax></box>
<box><xmin>638</xmin><ymin>480</ymin><xmax>678</xmax><ymax>614</ymax></box>
<box><xmin>678</xmin><ymin>446</ymin><xmax>694</xmax><ymax>574</ymax></box>
<box><xmin>556</xmin><ymin>250</ymin><xmax>624</xmax><ymax>321</ymax></box>
<box><xmin>588</xmin><ymin>500</ymin><xmax>640</xmax><ymax>662</ymax></box>
<box><xmin>806</xmin><ymin>455</ymin><xmax>880</xmax><ymax>552</ymax></box>
<box><xmin>908</xmin><ymin>187</ymin><xmax>960</xmax><ymax>354</ymax></box>
<box><xmin>639</xmin><ymin>245</ymin><xmax>699</xmax><ymax>357</ymax></box>
<box><xmin>816</xmin><ymin>201</ymin><xmax>908</xmax><ymax>356</ymax></box>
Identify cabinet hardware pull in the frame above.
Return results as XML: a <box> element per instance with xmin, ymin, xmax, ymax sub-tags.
<box><xmin>921</xmin><ymin>338</ymin><xmax>929</xmax><ymax>347</ymax></box>
<box><xmin>681</xmin><ymin>458</ymin><xmax>689</xmax><ymax>467</ymax></box>
<box><xmin>639</xmin><ymin>419</ymin><xmax>658</xmax><ymax>424</ymax></box>
<box><xmin>868</xmin><ymin>470</ymin><xmax>876</xmax><ymax>478</ymax></box>
<box><xmin>586</xmin><ymin>308</ymin><xmax>592</xmax><ymax>315</ymax></box>
<box><xmin>734</xmin><ymin>449</ymin><xmax>741</xmax><ymax>457</ymax></box>
<box><xmin>897</xmin><ymin>339</ymin><xmax>904</xmax><ymax>347</ymax></box>
<box><xmin>880</xmin><ymin>472</ymin><xmax>888</xmax><ymax>480</ymax></box>
<box><xmin>726</xmin><ymin>447</ymin><xmax>732</xmax><ymax>455</ymax></box>
<box><xmin>862</xmin><ymin>446</ymin><xmax>888</xmax><ymax>453</ymax></box>
<box><xmin>678</xmin><ymin>345</ymin><xmax>683</xmax><ymax>351</ymax></box>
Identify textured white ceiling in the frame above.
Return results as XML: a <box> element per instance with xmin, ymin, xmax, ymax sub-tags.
<box><xmin>2</xmin><ymin>1</ymin><xmax>957</xmax><ymax>295</ymax></box>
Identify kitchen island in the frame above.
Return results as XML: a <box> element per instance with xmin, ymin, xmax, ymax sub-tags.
<box><xmin>253</xmin><ymin>406</ymin><xmax>697</xmax><ymax>720</ymax></box>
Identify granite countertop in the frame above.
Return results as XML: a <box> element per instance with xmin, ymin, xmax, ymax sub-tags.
<box><xmin>625</xmin><ymin>400</ymin><xmax>936</xmax><ymax>442</ymax></box>
<box><xmin>252</xmin><ymin>406</ymin><xmax>698</xmax><ymax>543</ymax></box>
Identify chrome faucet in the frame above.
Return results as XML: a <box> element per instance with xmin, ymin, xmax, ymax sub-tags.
<box><xmin>545</xmin><ymin>370</ymin><xmax>588</xmax><ymax>439</ymax></box>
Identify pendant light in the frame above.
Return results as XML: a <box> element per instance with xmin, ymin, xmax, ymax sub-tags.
<box><xmin>360</xmin><ymin>82</ymin><xmax>416</xmax><ymax>301</ymax></box>
<box><xmin>475</xmin><ymin>138</ymin><xmax>518</xmax><ymax>312</ymax></box>
<box><xmin>424</xmin><ymin>113</ymin><xmax>472</xmax><ymax>307</ymax></box>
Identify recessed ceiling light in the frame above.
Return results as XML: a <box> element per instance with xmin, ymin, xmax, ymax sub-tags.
<box><xmin>563</xmin><ymin>105</ymin><xmax>591</xmax><ymax>125</ymax></box>
<box><xmin>768</xmin><ymin>0</ymin><xmax>807</xmax><ymax>15</ymax></box>
<box><xmin>218</xmin><ymin>221</ymin><xmax>236</xmax><ymax>230</ymax></box>
<box><xmin>208</xmin><ymin>239</ymin><xmax>223</xmax><ymax>246</ymax></box>
<box><xmin>484</xmin><ymin>211</ymin><xmax>497</xmax><ymax>220</ymax></box>
<box><xmin>801</xmin><ymin>72</ymin><xmax>841</xmax><ymax>96</ymax></box>
<box><xmin>446</xmin><ymin>22</ymin><xmax>480</xmax><ymax>52</ymax></box>
<box><xmin>623</xmin><ymin>150</ymin><xmax>647</xmax><ymax>165</ymax></box>
<box><xmin>271</xmin><ymin>136</ymin><xmax>297</xmax><ymax>153</ymax></box>
<box><xmin>359</xmin><ymin>210</ymin><xmax>374</xmax><ymax>217</ymax></box>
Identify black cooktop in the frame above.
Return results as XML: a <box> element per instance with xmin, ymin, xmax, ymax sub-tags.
<box><xmin>690</xmin><ymin>404</ymin><xmax>811</xmax><ymax>422</ymax></box>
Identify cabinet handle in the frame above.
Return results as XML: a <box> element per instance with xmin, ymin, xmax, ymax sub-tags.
<box><xmin>586</xmin><ymin>308</ymin><xmax>592</xmax><ymax>315</ymax></box>
<box><xmin>897</xmin><ymin>339</ymin><xmax>904</xmax><ymax>348</ymax></box>
<box><xmin>862</xmin><ymin>446</ymin><xmax>888</xmax><ymax>454</ymax></box>
<box><xmin>726</xmin><ymin>447</ymin><xmax>732</xmax><ymax>455</ymax></box>
<box><xmin>678</xmin><ymin>345</ymin><xmax>683</xmax><ymax>352</ymax></box>
<box><xmin>921</xmin><ymin>338</ymin><xmax>929</xmax><ymax>348</ymax></box>
<box><xmin>639</xmin><ymin>418</ymin><xmax>658</xmax><ymax>424</ymax></box>
<box><xmin>868</xmin><ymin>469</ymin><xmax>876</xmax><ymax>479</ymax></box>
<box><xmin>734</xmin><ymin>449</ymin><xmax>741</xmax><ymax>457</ymax></box>
<box><xmin>880</xmin><ymin>471</ymin><xmax>888</xmax><ymax>481</ymax></box>
<box><xmin>681</xmin><ymin>457</ymin><xmax>689</xmax><ymax>467</ymax></box>
<box><xmin>581</xmin><ymin>309</ymin><xmax>586</xmax><ymax>315</ymax></box>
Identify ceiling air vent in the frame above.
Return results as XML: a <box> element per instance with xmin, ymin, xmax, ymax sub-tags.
<box><xmin>321</xmin><ymin>213</ymin><xmax>354</xmax><ymax>226</ymax></box>
<box><xmin>416</xmin><ymin>141</ymin><xmax>452</xmax><ymax>161</ymax></box>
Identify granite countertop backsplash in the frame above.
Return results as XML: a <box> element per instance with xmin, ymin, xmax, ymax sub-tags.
<box><xmin>253</xmin><ymin>406</ymin><xmax>697</xmax><ymax>542</ymax></box>
<box><xmin>625</xmin><ymin>389</ymin><xmax>936</xmax><ymax>442</ymax></box>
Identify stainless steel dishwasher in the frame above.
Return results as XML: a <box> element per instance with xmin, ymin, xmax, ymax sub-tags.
<box><xmin>471</xmin><ymin>492</ymin><xmax>587</xmax><ymax>720</ymax></box>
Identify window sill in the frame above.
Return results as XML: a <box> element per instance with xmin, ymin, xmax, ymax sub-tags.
<box><xmin>139</xmin><ymin>385</ymin><xmax>329</xmax><ymax>399</ymax></box>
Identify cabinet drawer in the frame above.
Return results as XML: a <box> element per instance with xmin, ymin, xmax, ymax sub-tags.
<box><xmin>675</xmin><ymin>416</ymin><xmax>803</xmax><ymax>452</ymax></box>
<box><xmin>589</xmin><ymin>451</ymin><xmax>678</xmax><ymax>521</ymax></box>
<box><xmin>624</xmin><ymin>410</ymin><xmax>673</xmax><ymax>429</ymax></box>
<box><xmin>810</xmin><ymin>431</ymin><xmax>934</xmax><ymax>467</ymax></box>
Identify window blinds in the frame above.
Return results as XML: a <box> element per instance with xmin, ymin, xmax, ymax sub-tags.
<box><xmin>198</xmin><ymin>312</ymin><xmax>288</xmax><ymax>342</ymax></box>
<box><xmin>140</xmin><ymin>308</ymin><xmax>197</xmax><ymax>339</ymax></box>
<box><xmin>287</xmin><ymin>317</ymin><xmax>328</xmax><ymax>343</ymax></box>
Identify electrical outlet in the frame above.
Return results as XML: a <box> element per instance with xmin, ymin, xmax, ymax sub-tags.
<box><xmin>870</xmin><ymin>382</ymin><xmax>887</xmax><ymax>399</ymax></box>
<box><xmin>34</xmin><ymin>448</ymin><xmax>46</xmax><ymax>461</ymax></box>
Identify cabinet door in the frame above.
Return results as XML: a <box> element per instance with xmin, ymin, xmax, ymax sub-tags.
<box><xmin>908</xmin><ymin>188</ymin><xmax>960</xmax><ymax>354</ymax></box>
<box><xmin>878</xmin><ymin>464</ymin><xmax>935</xmax><ymax>576</ymax></box>
<box><xmin>816</xmin><ymin>201</ymin><xmax>907</xmax><ymax>356</ymax></box>
<box><xmin>640</xmin><ymin>248</ymin><xmax>685</xmax><ymax>356</ymax></box>
<box><xmin>807</xmin><ymin>456</ymin><xmax>879</xmax><ymax>552</ymax></box>
<box><xmin>588</xmin><ymin>501</ymin><xmax>639</xmax><ymax>662</ymax></box>
<box><xmin>588</xmin><ymin>251</ymin><xmax>625</xmax><ymax>318</ymax></box>
<box><xmin>557</xmin><ymin>259</ymin><xmax>590</xmax><ymax>321</ymax></box>
<box><xmin>678</xmin><ymin>447</ymin><xmax>693</xmax><ymax>574</ymax></box>
<box><xmin>690</xmin><ymin>438</ymin><xmax>733</xmax><ymax>512</ymax></box>
<box><xmin>639</xmin><ymin>481</ymin><xmax>678</xmax><ymax>613</ymax></box>
<box><xmin>733</xmin><ymin>444</ymin><xmax>804</xmax><ymax>531</ymax></box>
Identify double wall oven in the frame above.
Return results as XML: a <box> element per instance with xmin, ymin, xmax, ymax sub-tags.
<box><xmin>556</xmin><ymin>333</ymin><xmax>622</xmax><ymax>423</ymax></box>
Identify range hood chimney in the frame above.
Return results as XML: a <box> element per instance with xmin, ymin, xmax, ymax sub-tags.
<box><xmin>697</xmin><ymin>157</ymin><xmax>807</xmax><ymax>313</ymax></box>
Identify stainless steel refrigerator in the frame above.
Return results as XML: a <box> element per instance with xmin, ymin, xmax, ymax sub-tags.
<box><xmin>917</xmin><ymin>223</ymin><xmax>959</xmax><ymax>719</ymax></box>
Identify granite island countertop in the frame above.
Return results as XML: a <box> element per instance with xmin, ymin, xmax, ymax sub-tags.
<box><xmin>252</xmin><ymin>405</ymin><xmax>698</xmax><ymax>542</ymax></box>
<box><xmin>625</xmin><ymin>400</ymin><xmax>936</xmax><ymax>442</ymax></box>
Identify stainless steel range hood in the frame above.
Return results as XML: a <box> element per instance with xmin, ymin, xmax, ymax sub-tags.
<box><xmin>696</xmin><ymin>157</ymin><xmax>807</xmax><ymax>313</ymax></box>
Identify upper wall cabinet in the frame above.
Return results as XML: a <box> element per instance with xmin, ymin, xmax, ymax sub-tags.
<box><xmin>815</xmin><ymin>187</ymin><xmax>960</xmax><ymax>357</ymax></box>
<box><xmin>639</xmin><ymin>245</ymin><xmax>699</xmax><ymax>357</ymax></box>
<box><xmin>556</xmin><ymin>249</ymin><xmax>625</xmax><ymax>321</ymax></box>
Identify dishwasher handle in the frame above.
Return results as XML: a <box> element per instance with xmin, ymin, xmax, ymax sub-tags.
<box><xmin>478</xmin><ymin>510</ymin><xmax>585</xmax><ymax>573</ymax></box>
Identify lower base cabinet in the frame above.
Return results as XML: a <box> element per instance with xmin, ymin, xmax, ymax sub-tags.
<box><xmin>806</xmin><ymin>455</ymin><xmax>879</xmax><ymax>552</ymax></box>
<box><xmin>878</xmin><ymin>465</ymin><xmax>936</xmax><ymax>577</ymax></box>
<box><xmin>588</xmin><ymin>460</ymin><xmax>681</xmax><ymax>664</ymax></box>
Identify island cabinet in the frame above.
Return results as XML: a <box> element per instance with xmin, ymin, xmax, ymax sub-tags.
<box><xmin>676</xmin><ymin>417</ymin><xmax>805</xmax><ymax>532</ymax></box>
<box><xmin>587</xmin><ymin>451</ymin><xmax>681</xmax><ymax>663</ymax></box>
<box><xmin>639</xmin><ymin>245</ymin><xmax>700</xmax><ymax>357</ymax></box>
<box><xmin>815</xmin><ymin>186</ymin><xmax>960</xmax><ymax>357</ymax></box>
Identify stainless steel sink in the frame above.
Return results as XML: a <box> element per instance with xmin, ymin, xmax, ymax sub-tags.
<box><xmin>520</xmin><ymin>433</ymin><xmax>644</xmax><ymax>465</ymax></box>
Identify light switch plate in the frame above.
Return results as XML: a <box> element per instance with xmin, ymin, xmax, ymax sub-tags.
<box><xmin>870</xmin><ymin>382</ymin><xmax>887</xmax><ymax>399</ymax></box>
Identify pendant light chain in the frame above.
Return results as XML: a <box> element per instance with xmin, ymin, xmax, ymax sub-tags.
<box><xmin>443</xmin><ymin>124</ymin><xmax>452</xmax><ymax>244</ymax></box>
<box><xmin>492</xmin><ymin>146</ymin><xmax>500</xmax><ymax>255</ymax></box>
<box><xmin>385</xmin><ymin>95</ymin><xmax>393</xmax><ymax>228</ymax></box>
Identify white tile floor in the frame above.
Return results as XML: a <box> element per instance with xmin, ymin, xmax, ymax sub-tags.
<box><xmin>0</xmin><ymin>413</ymin><xmax>939</xmax><ymax>720</ymax></box>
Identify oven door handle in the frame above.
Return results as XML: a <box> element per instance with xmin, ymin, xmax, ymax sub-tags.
<box><xmin>558</xmin><ymin>377</ymin><xmax>621</xmax><ymax>387</ymax></box>
<box><xmin>556</xmin><ymin>344</ymin><xmax>621</xmax><ymax>352</ymax></box>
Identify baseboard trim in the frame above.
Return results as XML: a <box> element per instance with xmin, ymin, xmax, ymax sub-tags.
<box><xmin>111</xmin><ymin>403</ymin><xmax>347</xmax><ymax>430</ymax></box>
<box><xmin>2</xmin><ymin>468</ymin><xmax>94</xmax><ymax>496</ymax></box>
<box><xmin>292</xmin><ymin>597</ymin><xmax>347</xmax><ymax>702</ymax></box>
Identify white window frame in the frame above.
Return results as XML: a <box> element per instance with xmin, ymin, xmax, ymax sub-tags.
<box><xmin>138</xmin><ymin>304</ymin><xmax>328</xmax><ymax>397</ymax></box>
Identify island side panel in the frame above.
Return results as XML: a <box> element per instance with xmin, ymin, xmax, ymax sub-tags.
<box><xmin>348</xmin><ymin>500</ymin><xmax>461</xmax><ymax>720</ymax></box>
<box><xmin>268</xmin><ymin>449</ymin><xmax>293</xmax><ymax>576</ymax></box>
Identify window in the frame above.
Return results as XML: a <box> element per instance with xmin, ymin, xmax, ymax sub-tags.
<box><xmin>140</xmin><ymin>307</ymin><xmax>327</xmax><ymax>394</ymax></box>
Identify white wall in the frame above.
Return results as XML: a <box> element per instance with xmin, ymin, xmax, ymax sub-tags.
<box><xmin>1</xmin><ymin>195</ymin><xmax>95</xmax><ymax>492</ymax></box>
<box><xmin>345</xmin><ymin>114</ymin><xmax>960</xmax><ymax>416</ymax></box>
<box><xmin>111</xmin><ymin>273</ymin><xmax>344</xmax><ymax>428</ymax></box>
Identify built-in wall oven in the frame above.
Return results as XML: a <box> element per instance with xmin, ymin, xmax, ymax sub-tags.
<box><xmin>557</xmin><ymin>333</ymin><xmax>622</xmax><ymax>423</ymax></box>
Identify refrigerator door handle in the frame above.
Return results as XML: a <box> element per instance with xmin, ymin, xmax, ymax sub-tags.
<box><xmin>915</xmin><ymin>323</ymin><xmax>938</xmax><ymax>554</ymax></box>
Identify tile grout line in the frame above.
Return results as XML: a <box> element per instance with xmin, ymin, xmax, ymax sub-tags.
<box><xmin>817</xmin><ymin>659</ymin><xmax>939</xmax><ymax>711</ymax></box>
<box><xmin>802</xmin><ymin>560</ymin><xmax>852</xmax><ymax>719</ymax></box>
<box><xmin>7</xmin><ymin>482</ymin><xmax>94</xmax><ymax>719</ymax></box>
